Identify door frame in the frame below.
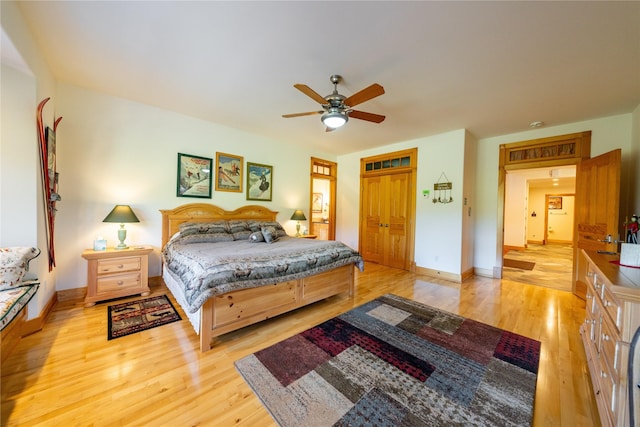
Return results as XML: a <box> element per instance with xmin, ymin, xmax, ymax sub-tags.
<box><xmin>309</xmin><ymin>157</ymin><xmax>337</xmax><ymax>240</ymax></box>
<box><xmin>358</xmin><ymin>148</ymin><xmax>417</xmax><ymax>271</ymax></box>
<box><xmin>497</xmin><ymin>131</ymin><xmax>592</xmax><ymax>292</ymax></box>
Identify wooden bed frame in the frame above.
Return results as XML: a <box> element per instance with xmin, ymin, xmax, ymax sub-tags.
<box><xmin>160</xmin><ymin>203</ymin><xmax>356</xmax><ymax>352</ymax></box>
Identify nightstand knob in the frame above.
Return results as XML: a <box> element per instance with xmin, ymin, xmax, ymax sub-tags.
<box><xmin>117</xmin><ymin>280</ymin><xmax>124</xmax><ymax>286</ymax></box>
<box><xmin>602</xmin><ymin>334</ymin><xmax>610</xmax><ymax>341</ymax></box>
<box><xmin>117</xmin><ymin>264</ymin><xmax>124</xmax><ymax>269</ymax></box>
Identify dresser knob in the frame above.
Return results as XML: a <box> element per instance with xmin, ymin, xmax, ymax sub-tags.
<box><xmin>117</xmin><ymin>264</ymin><xmax>124</xmax><ymax>269</ymax></box>
<box><xmin>601</xmin><ymin>371</ymin><xmax>607</xmax><ymax>378</ymax></box>
<box><xmin>602</xmin><ymin>334</ymin><xmax>610</xmax><ymax>341</ymax></box>
<box><xmin>117</xmin><ymin>280</ymin><xmax>123</xmax><ymax>285</ymax></box>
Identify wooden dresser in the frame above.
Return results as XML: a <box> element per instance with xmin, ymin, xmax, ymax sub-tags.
<box><xmin>580</xmin><ymin>249</ymin><xmax>640</xmax><ymax>426</ymax></box>
<box><xmin>82</xmin><ymin>246</ymin><xmax>153</xmax><ymax>307</ymax></box>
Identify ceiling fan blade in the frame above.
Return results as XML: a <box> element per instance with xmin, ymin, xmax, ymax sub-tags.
<box><xmin>282</xmin><ymin>111</ymin><xmax>324</xmax><ymax>118</ymax></box>
<box><xmin>294</xmin><ymin>84</ymin><xmax>327</xmax><ymax>105</ymax></box>
<box><xmin>349</xmin><ymin>110</ymin><xmax>386</xmax><ymax>123</ymax></box>
<box><xmin>344</xmin><ymin>83</ymin><xmax>385</xmax><ymax>107</ymax></box>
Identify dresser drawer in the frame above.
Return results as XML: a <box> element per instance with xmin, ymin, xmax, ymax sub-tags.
<box><xmin>601</xmin><ymin>285</ymin><xmax>622</xmax><ymax>330</ymax></box>
<box><xmin>599</xmin><ymin>318</ymin><xmax>617</xmax><ymax>370</ymax></box>
<box><xmin>598</xmin><ymin>350</ymin><xmax>618</xmax><ymax>418</ymax></box>
<box><xmin>97</xmin><ymin>256</ymin><xmax>141</xmax><ymax>275</ymax></box>
<box><xmin>96</xmin><ymin>272</ymin><xmax>141</xmax><ymax>293</ymax></box>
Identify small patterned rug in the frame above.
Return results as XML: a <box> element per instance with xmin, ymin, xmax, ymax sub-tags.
<box><xmin>504</xmin><ymin>258</ymin><xmax>536</xmax><ymax>271</ymax></box>
<box><xmin>107</xmin><ymin>295</ymin><xmax>181</xmax><ymax>340</ymax></box>
<box><xmin>235</xmin><ymin>294</ymin><xmax>541</xmax><ymax>426</ymax></box>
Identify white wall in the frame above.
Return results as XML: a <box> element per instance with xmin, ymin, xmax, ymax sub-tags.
<box><xmin>504</xmin><ymin>174</ymin><xmax>527</xmax><ymax>247</ymax></box>
<box><xmin>54</xmin><ymin>83</ymin><xmax>335</xmax><ymax>291</ymax></box>
<box><xmin>547</xmin><ymin>195</ymin><xmax>574</xmax><ymax>243</ymax></box>
<box><xmin>474</xmin><ymin>113</ymin><xmax>635</xmax><ymax>275</ymax></box>
<box><xmin>2</xmin><ymin>1</ymin><xmax>58</xmax><ymax>319</ymax></box>
<box><xmin>337</xmin><ymin>129</ymin><xmax>469</xmax><ymax>275</ymax></box>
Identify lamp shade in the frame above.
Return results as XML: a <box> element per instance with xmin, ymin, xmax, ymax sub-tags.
<box><xmin>103</xmin><ymin>205</ymin><xmax>140</xmax><ymax>223</ymax></box>
<box><xmin>290</xmin><ymin>209</ymin><xmax>307</xmax><ymax>221</ymax></box>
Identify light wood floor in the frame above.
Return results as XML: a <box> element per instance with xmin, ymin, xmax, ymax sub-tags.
<box><xmin>503</xmin><ymin>243</ymin><xmax>574</xmax><ymax>292</ymax></box>
<box><xmin>1</xmin><ymin>264</ymin><xmax>599</xmax><ymax>426</ymax></box>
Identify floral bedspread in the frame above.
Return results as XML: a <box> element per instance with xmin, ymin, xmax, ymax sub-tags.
<box><xmin>0</xmin><ymin>283</ymin><xmax>38</xmax><ymax>331</ymax></box>
<box><xmin>162</xmin><ymin>236</ymin><xmax>364</xmax><ymax>313</ymax></box>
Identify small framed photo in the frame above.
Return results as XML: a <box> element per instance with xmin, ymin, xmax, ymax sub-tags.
<box><xmin>312</xmin><ymin>192</ymin><xmax>323</xmax><ymax>212</ymax></box>
<box><xmin>215</xmin><ymin>152</ymin><xmax>243</xmax><ymax>193</ymax></box>
<box><xmin>548</xmin><ymin>196</ymin><xmax>562</xmax><ymax>210</ymax></box>
<box><xmin>176</xmin><ymin>153</ymin><xmax>213</xmax><ymax>198</ymax></box>
<box><xmin>246</xmin><ymin>162</ymin><xmax>273</xmax><ymax>201</ymax></box>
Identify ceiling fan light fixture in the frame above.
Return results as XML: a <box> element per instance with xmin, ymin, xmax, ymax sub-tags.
<box><xmin>321</xmin><ymin>109</ymin><xmax>348</xmax><ymax>128</ymax></box>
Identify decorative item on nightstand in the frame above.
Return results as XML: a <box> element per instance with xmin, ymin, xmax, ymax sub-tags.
<box><xmin>102</xmin><ymin>205</ymin><xmax>140</xmax><ymax>250</ymax></box>
<box><xmin>290</xmin><ymin>209</ymin><xmax>307</xmax><ymax>237</ymax></box>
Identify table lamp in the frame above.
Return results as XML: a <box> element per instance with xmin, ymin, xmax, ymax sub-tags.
<box><xmin>103</xmin><ymin>205</ymin><xmax>140</xmax><ymax>249</ymax></box>
<box><xmin>290</xmin><ymin>209</ymin><xmax>307</xmax><ymax>237</ymax></box>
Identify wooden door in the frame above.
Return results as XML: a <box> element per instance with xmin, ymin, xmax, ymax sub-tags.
<box><xmin>574</xmin><ymin>149</ymin><xmax>621</xmax><ymax>297</ymax></box>
<box><xmin>361</xmin><ymin>173</ymin><xmax>411</xmax><ymax>269</ymax></box>
<box><xmin>361</xmin><ymin>175</ymin><xmax>385</xmax><ymax>264</ymax></box>
<box><xmin>386</xmin><ymin>173</ymin><xmax>411</xmax><ymax>269</ymax></box>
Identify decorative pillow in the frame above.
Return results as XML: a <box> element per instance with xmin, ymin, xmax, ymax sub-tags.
<box><xmin>176</xmin><ymin>232</ymin><xmax>234</xmax><ymax>244</ymax></box>
<box><xmin>261</xmin><ymin>226</ymin><xmax>279</xmax><ymax>244</ymax></box>
<box><xmin>228</xmin><ymin>220</ymin><xmax>252</xmax><ymax>240</ymax></box>
<box><xmin>248</xmin><ymin>221</ymin><xmax>287</xmax><ymax>237</ymax></box>
<box><xmin>248</xmin><ymin>231</ymin><xmax>265</xmax><ymax>243</ymax></box>
<box><xmin>179</xmin><ymin>221</ymin><xmax>229</xmax><ymax>236</ymax></box>
<box><xmin>0</xmin><ymin>247</ymin><xmax>41</xmax><ymax>290</ymax></box>
<box><xmin>247</xmin><ymin>221</ymin><xmax>262</xmax><ymax>233</ymax></box>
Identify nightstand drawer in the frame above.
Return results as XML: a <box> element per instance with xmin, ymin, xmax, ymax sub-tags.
<box><xmin>96</xmin><ymin>272</ymin><xmax>141</xmax><ymax>293</ymax></box>
<box><xmin>97</xmin><ymin>256</ymin><xmax>141</xmax><ymax>275</ymax></box>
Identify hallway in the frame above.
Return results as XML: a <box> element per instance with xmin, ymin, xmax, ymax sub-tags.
<box><xmin>503</xmin><ymin>243</ymin><xmax>573</xmax><ymax>292</ymax></box>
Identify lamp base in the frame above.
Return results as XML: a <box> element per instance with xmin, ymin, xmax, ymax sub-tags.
<box><xmin>115</xmin><ymin>226</ymin><xmax>128</xmax><ymax>250</ymax></box>
<box><xmin>295</xmin><ymin>222</ymin><xmax>301</xmax><ymax>237</ymax></box>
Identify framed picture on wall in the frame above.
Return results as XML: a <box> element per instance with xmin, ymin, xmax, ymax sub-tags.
<box><xmin>176</xmin><ymin>153</ymin><xmax>212</xmax><ymax>198</ymax></box>
<box><xmin>246</xmin><ymin>162</ymin><xmax>272</xmax><ymax>201</ymax></box>
<box><xmin>548</xmin><ymin>196</ymin><xmax>562</xmax><ymax>210</ymax></box>
<box><xmin>312</xmin><ymin>192</ymin><xmax>323</xmax><ymax>212</ymax></box>
<box><xmin>215</xmin><ymin>152</ymin><xmax>243</xmax><ymax>192</ymax></box>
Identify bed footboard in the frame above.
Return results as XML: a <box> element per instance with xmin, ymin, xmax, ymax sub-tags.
<box><xmin>199</xmin><ymin>264</ymin><xmax>354</xmax><ymax>352</ymax></box>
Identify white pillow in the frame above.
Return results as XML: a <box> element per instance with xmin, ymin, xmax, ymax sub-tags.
<box><xmin>0</xmin><ymin>247</ymin><xmax>41</xmax><ymax>290</ymax></box>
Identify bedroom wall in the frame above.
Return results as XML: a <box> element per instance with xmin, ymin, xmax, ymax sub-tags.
<box><xmin>474</xmin><ymin>113</ymin><xmax>635</xmax><ymax>276</ymax></box>
<box><xmin>336</xmin><ymin>129</ymin><xmax>471</xmax><ymax>276</ymax></box>
<box><xmin>2</xmin><ymin>1</ymin><xmax>58</xmax><ymax>320</ymax></box>
<box><xmin>54</xmin><ymin>82</ymin><xmax>335</xmax><ymax>292</ymax></box>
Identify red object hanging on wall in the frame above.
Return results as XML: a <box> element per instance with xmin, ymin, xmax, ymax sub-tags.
<box><xmin>36</xmin><ymin>97</ymin><xmax>61</xmax><ymax>271</ymax></box>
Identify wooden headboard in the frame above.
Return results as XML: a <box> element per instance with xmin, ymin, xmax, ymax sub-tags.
<box><xmin>160</xmin><ymin>203</ymin><xmax>278</xmax><ymax>247</ymax></box>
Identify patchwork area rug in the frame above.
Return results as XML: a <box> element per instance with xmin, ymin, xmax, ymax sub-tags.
<box><xmin>235</xmin><ymin>294</ymin><xmax>540</xmax><ymax>426</ymax></box>
<box><xmin>108</xmin><ymin>295</ymin><xmax>181</xmax><ymax>340</ymax></box>
<box><xmin>504</xmin><ymin>258</ymin><xmax>536</xmax><ymax>271</ymax></box>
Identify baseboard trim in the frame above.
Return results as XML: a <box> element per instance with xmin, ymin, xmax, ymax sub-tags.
<box><xmin>415</xmin><ymin>266</ymin><xmax>462</xmax><ymax>283</ymax></box>
<box><xmin>22</xmin><ymin>290</ymin><xmax>57</xmax><ymax>337</ymax></box>
<box><xmin>57</xmin><ymin>287</ymin><xmax>86</xmax><ymax>302</ymax></box>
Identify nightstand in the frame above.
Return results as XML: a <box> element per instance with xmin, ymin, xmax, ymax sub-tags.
<box><xmin>82</xmin><ymin>246</ymin><xmax>153</xmax><ymax>307</ymax></box>
<box><xmin>298</xmin><ymin>235</ymin><xmax>317</xmax><ymax>239</ymax></box>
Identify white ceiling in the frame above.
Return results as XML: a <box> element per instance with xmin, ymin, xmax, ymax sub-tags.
<box><xmin>10</xmin><ymin>1</ymin><xmax>640</xmax><ymax>155</ymax></box>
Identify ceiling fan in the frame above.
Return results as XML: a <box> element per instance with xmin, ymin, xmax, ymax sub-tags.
<box><xmin>282</xmin><ymin>75</ymin><xmax>385</xmax><ymax>131</ymax></box>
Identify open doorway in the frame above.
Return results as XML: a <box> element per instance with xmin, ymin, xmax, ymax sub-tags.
<box><xmin>502</xmin><ymin>166</ymin><xmax>576</xmax><ymax>291</ymax></box>
<box><xmin>309</xmin><ymin>157</ymin><xmax>336</xmax><ymax>240</ymax></box>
